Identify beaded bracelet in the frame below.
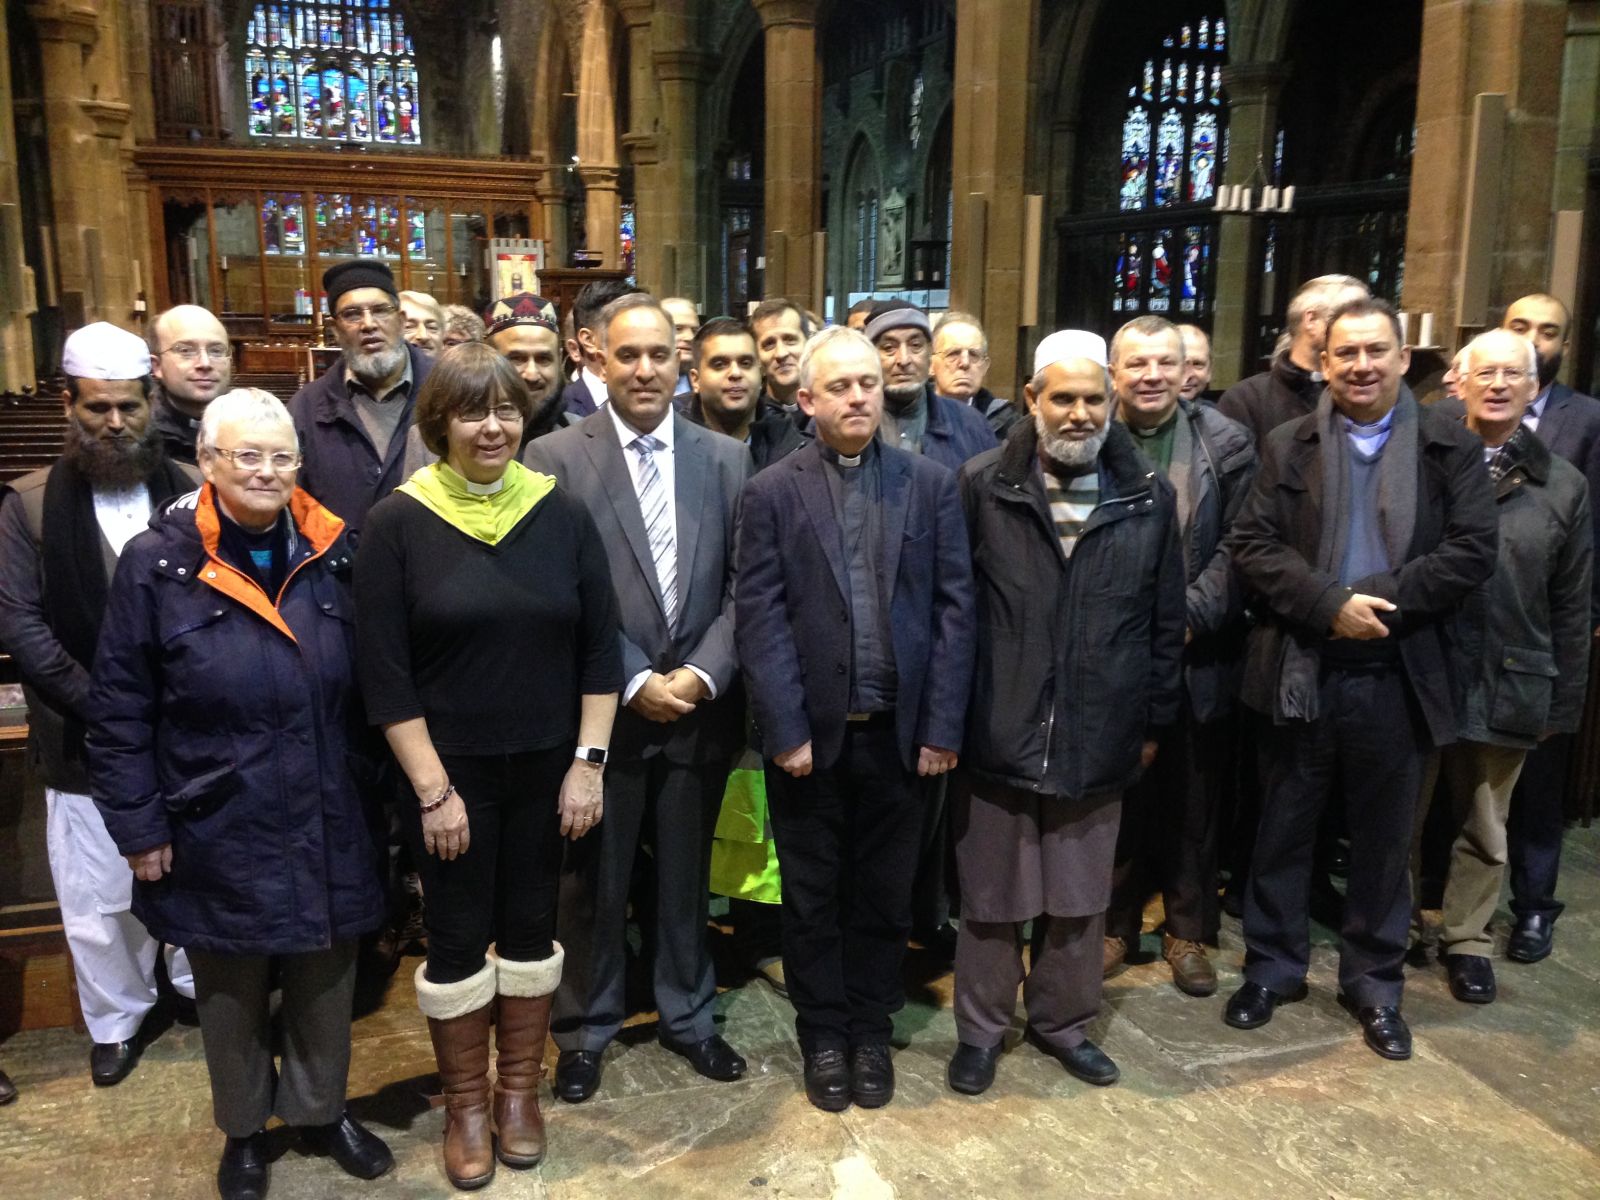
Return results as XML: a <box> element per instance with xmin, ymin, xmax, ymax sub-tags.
<box><xmin>419</xmin><ymin>782</ymin><xmax>455</xmax><ymax>815</ymax></box>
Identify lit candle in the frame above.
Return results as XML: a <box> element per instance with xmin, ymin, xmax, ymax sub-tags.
<box><xmin>1418</xmin><ymin>312</ymin><xmax>1436</xmax><ymax>347</ymax></box>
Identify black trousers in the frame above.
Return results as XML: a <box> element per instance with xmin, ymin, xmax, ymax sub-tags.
<box><xmin>552</xmin><ymin>755</ymin><xmax>728</xmax><ymax>1050</ymax></box>
<box><xmin>1507</xmin><ymin>733</ymin><xmax>1570</xmax><ymax>922</ymax></box>
<box><xmin>1108</xmin><ymin>708</ymin><xmax>1227</xmax><ymax>944</ymax></box>
<box><xmin>766</xmin><ymin>723</ymin><xmax>922</xmax><ymax>1054</ymax></box>
<box><xmin>1244</xmin><ymin>666</ymin><xmax>1426</xmax><ymax>1008</ymax></box>
<box><xmin>408</xmin><ymin>746</ymin><xmax>571</xmax><ymax>985</ymax></box>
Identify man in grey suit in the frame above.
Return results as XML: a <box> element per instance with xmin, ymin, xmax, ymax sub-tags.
<box><xmin>524</xmin><ymin>294</ymin><xmax>752</xmax><ymax>1102</ymax></box>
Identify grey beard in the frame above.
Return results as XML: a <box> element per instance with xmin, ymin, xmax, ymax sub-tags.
<box><xmin>64</xmin><ymin>419</ymin><xmax>163</xmax><ymax>488</ymax></box>
<box><xmin>884</xmin><ymin>382</ymin><xmax>925</xmax><ymax>416</ymax></box>
<box><xmin>347</xmin><ymin>344</ymin><xmax>407</xmax><ymax>385</ymax></box>
<box><xmin>1035</xmin><ymin>410</ymin><xmax>1107</xmax><ymax>470</ymax></box>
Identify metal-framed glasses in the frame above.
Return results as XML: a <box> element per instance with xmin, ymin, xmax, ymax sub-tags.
<box><xmin>937</xmin><ymin>347</ymin><xmax>988</xmax><ymax>366</ymax></box>
<box><xmin>214</xmin><ymin>447</ymin><xmax>302</xmax><ymax>472</ymax></box>
<box><xmin>160</xmin><ymin>342</ymin><xmax>232</xmax><ymax>363</ymax></box>
<box><xmin>334</xmin><ymin>302</ymin><xmax>400</xmax><ymax>326</ymax></box>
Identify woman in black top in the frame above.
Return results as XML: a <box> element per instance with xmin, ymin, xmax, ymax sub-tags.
<box><xmin>356</xmin><ymin>344</ymin><xmax>621</xmax><ymax>1190</ymax></box>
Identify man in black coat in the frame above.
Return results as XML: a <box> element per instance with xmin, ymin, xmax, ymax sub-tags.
<box><xmin>684</xmin><ymin>316</ymin><xmax>807</xmax><ymax>470</ymax></box>
<box><xmin>146</xmin><ymin>304</ymin><xmax>233</xmax><ymax>464</ymax></box>
<box><xmin>1224</xmin><ymin>298</ymin><xmax>1498</xmax><ymax>1060</ymax></box>
<box><xmin>1217</xmin><ymin>274</ymin><xmax>1368</xmax><ymax>446</ymax></box>
<box><xmin>736</xmin><ymin>326</ymin><xmax>975</xmax><ymax>1112</ymax></box>
<box><xmin>1103</xmin><ymin>316</ymin><xmax>1257</xmax><ymax>996</ymax></box>
<box><xmin>1500</xmin><ymin>292</ymin><xmax>1600</xmax><ymax>962</ymax></box>
<box><xmin>946</xmin><ymin>330</ymin><xmax>1185</xmax><ymax>1096</ymax></box>
<box><xmin>286</xmin><ymin>259</ymin><xmax>433</xmax><ymax>541</ymax></box>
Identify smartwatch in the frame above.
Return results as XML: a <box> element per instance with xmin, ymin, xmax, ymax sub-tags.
<box><xmin>574</xmin><ymin>745</ymin><xmax>608</xmax><ymax>766</ymax></box>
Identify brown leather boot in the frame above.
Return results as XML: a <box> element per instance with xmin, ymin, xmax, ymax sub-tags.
<box><xmin>416</xmin><ymin>961</ymin><xmax>497</xmax><ymax>1190</ymax></box>
<box><xmin>493</xmin><ymin>948</ymin><xmax>563</xmax><ymax>1168</ymax></box>
<box><xmin>1102</xmin><ymin>935</ymin><xmax>1128</xmax><ymax>978</ymax></box>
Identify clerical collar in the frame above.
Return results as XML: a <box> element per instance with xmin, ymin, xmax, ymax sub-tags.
<box><xmin>1129</xmin><ymin>409</ymin><xmax>1179</xmax><ymax>438</ymax></box>
<box><xmin>819</xmin><ymin>440</ymin><xmax>877</xmax><ymax>469</ymax></box>
<box><xmin>464</xmin><ymin>475</ymin><xmax>505</xmax><ymax>496</ymax></box>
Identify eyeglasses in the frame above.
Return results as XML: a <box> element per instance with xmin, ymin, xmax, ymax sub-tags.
<box><xmin>456</xmin><ymin>405</ymin><xmax>525</xmax><ymax>425</ymax></box>
<box><xmin>1471</xmin><ymin>367</ymin><xmax>1530</xmax><ymax>385</ymax></box>
<box><xmin>214</xmin><ymin>447</ymin><xmax>301</xmax><ymax>472</ymax></box>
<box><xmin>160</xmin><ymin>343</ymin><xmax>232</xmax><ymax>364</ymax></box>
<box><xmin>335</xmin><ymin>302</ymin><xmax>400</xmax><ymax>326</ymax></box>
<box><xmin>937</xmin><ymin>348</ymin><xmax>988</xmax><ymax>366</ymax></box>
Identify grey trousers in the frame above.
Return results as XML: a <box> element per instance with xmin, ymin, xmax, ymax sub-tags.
<box><xmin>952</xmin><ymin>914</ymin><xmax>1105</xmax><ymax>1051</ymax></box>
<box><xmin>188</xmin><ymin>941</ymin><xmax>358</xmax><ymax>1137</ymax></box>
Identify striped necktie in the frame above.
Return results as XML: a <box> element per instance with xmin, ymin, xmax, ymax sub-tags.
<box><xmin>632</xmin><ymin>434</ymin><xmax>678</xmax><ymax>626</ymax></box>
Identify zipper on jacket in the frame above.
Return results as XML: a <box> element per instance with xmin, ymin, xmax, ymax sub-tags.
<box><xmin>1040</xmin><ymin>688</ymin><xmax>1056</xmax><ymax>783</ymax></box>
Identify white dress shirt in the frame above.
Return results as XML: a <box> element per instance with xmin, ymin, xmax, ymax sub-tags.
<box><xmin>92</xmin><ymin>484</ymin><xmax>152</xmax><ymax>556</ymax></box>
<box><xmin>607</xmin><ymin>406</ymin><xmax>716</xmax><ymax>704</ymax></box>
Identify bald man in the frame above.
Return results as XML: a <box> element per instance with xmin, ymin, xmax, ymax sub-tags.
<box><xmin>147</xmin><ymin>305</ymin><xmax>234</xmax><ymax>464</ymax></box>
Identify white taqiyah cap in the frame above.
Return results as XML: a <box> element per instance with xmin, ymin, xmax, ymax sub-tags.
<box><xmin>1033</xmin><ymin>329</ymin><xmax>1108</xmax><ymax>375</ymax></box>
<box><xmin>61</xmin><ymin>322</ymin><xmax>152</xmax><ymax>381</ymax></box>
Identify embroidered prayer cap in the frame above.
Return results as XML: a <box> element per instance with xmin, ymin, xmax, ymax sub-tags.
<box><xmin>61</xmin><ymin>322</ymin><xmax>152</xmax><ymax>380</ymax></box>
<box><xmin>483</xmin><ymin>292</ymin><xmax>560</xmax><ymax>338</ymax></box>
<box><xmin>1033</xmin><ymin>329</ymin><xmax>1109</xmax><ymax>375</ymax></box>
<box><xmin>323</xmin><ymin>259</ymin><xmax>398</xmax><ymax>313</ymax></box>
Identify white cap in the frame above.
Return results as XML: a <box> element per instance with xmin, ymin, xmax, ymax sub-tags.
<box><xmin>1033</xmin><ymin>329</ymin><xmax>1108</xmax><ymax>375</ymax></box>
<box><xmin>61</xmin><ymin>322</ymin><xmax>151</xmax><ymax>381</ymax></box>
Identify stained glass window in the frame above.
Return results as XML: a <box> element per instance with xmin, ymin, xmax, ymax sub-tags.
<box><xmin>1111</xmin><ymin>12</ymin><xmax>1227</xmax><ymax>318</ymax></box>
<box><xmin>1119</xmin><ymin>12</ymin><xmax>1226</xmax><ymax>212</ymax></box>
<box><xmin>244</xmin><ymin>1</ymin><xmax>421</xmax><ymax>145</ymax></box>
<box><xmin>620</xmin><ymin>203</ymin><xmax>637</xmax><ymax>285</ymax></box>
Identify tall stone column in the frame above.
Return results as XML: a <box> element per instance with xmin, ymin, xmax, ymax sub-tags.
<box><xmin>618</xmin><ymin>0</ymin><xmax>661</xmax><ymax>292</ymax></box>
<box><xmin>1404</xmin><ymin>0</ymin><xmax>1567</xmax><ymax>340</ymax></box>
<box><xmin>1209</xmin><ymin>63</ymin><xmax>1287</xmax><ymax>388</ymax></box>
<box><xmin>950</xmin><ymin>0</ymin><xmax>1039</xmax><ymax>397</ymax></box>
<box><xmin>752</xmin><ymin>0</ymin><xmax>820</xmax><ymax>307</ymax></box>
<box><xmin>27</xmin><ymin>0</ymin><xmax>139</xmax><ymax>328</ymax></box>
<box><xmin>0</xmin><ymin>11</ymin><xmax>35</xmax><ymax>388</ymax></box>
<box><xmin>652</xmin><ymin>46</ymin><xmax>713</xmax><ymax>300</ymax></box>
<box><xmin>576</xmin><ymin>0</ymin><xmax>621</xmax><ymax>267</ymax></box>
<box><xmin>534</xmin><ymin>167</ymin><xmax>570</xmax><ymax>274</ymax></box>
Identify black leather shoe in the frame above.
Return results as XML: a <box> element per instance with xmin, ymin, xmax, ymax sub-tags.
<box><xmin>555</xmin><ymin>1049</ymin><xmax>603</xmax><ymax>1103</ymax></box>
<box><xmin>661</xmin><ymin>1034</ymin><xmax>747</xmax><ymax>1082</ymax></box>
<box><xmin>803</xmin><ymin>1048</ymin><xmax>851</xmax><ymax>1112</ymax></box>
<box><xmin>0</xmin><ymin>1067</ymin><xmax>16</xmax><ymax>1105</ymax></box>
<box><xmin>1445</xmin><ymin>954</ymin><xmax>1497</xmax><ymax>1004</ymax></box>
<box><xmin>218</xmin><ymin>1132</ymin><xmax>269</xmax><ymax>1200</ymax></box>
<box><xmin>1025</xmin><ymin>1028</ymin><xmax>1119</xmax><ymax>1086</ymax></box>
<box><xmin>946</xmin><ymin>1042</ymin><xmax>1001</xmax><ymax>1095</ymax></box>
<box><xmin>1339</xmin><ymin>997</ymin><xmax>1412</xmax><ymax>1060</ymax></box>
<box><xmin>850</xmin><ymin>1043</ymin><xmax>895</xmax><ymax>1108</ymax></box>
<box><xmin>1507</xmin><ymin>914</ymin><xmax>1555</xmax><ymax>963</ymax></box>
<box><xmin>90</xmin><ymin>1039</ymin><xmax>140</xmax><ymax>1087</ymax></box>
<box><xmin>302</xmin><ymin>1111</ymin><xmax>394</xmax><ymax>1180</ymax></box>
<box><xmin>1222</xmin><ymin>981</ymin><xmax>1308</xmax><ymax>1030</ymax></box>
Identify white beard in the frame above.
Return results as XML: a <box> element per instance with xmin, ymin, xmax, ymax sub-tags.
<box><xmin>1036</xmin><ymin>410</ymin><xmax>1107</xmax><ymax>469</ymax></box>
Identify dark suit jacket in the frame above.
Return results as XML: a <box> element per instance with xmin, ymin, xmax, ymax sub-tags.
<box><xmin>1436</xmin><ymin>384</ymin><xmax>1600</xmax><ymax>618</ymax></box>
<box><xmin>560</xmin><ymin>376</ymin><xmax>601</xmax><ymax>419</ymax></box>
<box><xmin>735</xmin><ymin>440</ymin><xmax>977</xmax><ymax>772</ymax></box>
<box><xmin>524</xmin><ymin>409</ymin><xmax>751</xmax><ymax>764</ymax></box>
<box><xmin>1231</xmin><ymin>396</ymin><xmax>1498</xmax><ymax>747</ymax></box>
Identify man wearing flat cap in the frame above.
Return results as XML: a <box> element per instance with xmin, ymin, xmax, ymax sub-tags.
<box><xmin>0</xmin><ymin>323</ymin><xmax>199</xmax><ymax>1087</ymax></box>
<box><xmin>946</xmin><ymin>329</ymin><xmax>1185</xmax><ymax>1096</ymax></box>
<box><xmin>287</xmin><ymin>259</ymin><xmax>434</xmax><ymax>539</ymax></box>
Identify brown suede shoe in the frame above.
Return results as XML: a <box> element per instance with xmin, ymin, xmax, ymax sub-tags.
<box><xmin>1102</xmin><ymin>936</ymin><xmax>1128</xmax><ymax>978</ymax></box>
<box><xmin>1162</xmin><ymin>933</ymin><xmax>1218</xmax><ymax>997</ymax></box>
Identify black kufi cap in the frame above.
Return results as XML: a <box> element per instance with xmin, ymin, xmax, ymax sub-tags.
<box><xmin>323</xmin><ymin>259</ymin><xmax>398</xmax><ymax>313</ymax></box>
